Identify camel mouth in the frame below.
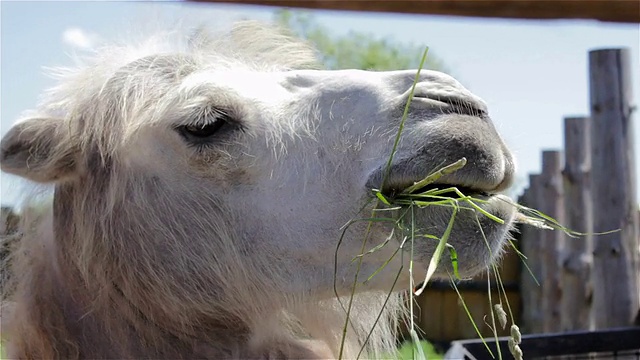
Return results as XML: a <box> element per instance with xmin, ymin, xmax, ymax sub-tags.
<box><xmin>368</xmin><ymin>162</ymin><xmax>502</xmax><ymax>200</ymax></box>
<box><xmin>378</xmin><ymin>181</ymin><xmax>493</xmax><ymax>200</ymax></box>
<box><xmin>368</xmin><ymin>151</ymin><xmax>514</xmax><ymax>201</ymax></box>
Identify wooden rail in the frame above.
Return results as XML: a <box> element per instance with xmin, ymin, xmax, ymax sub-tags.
<box><xmin>191</xmin><ymin>0</ymin><xmax>640</xmax><ymax>23</ymax></box>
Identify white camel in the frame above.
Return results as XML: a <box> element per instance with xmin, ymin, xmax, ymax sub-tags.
<box><xmin>0</xmin><ymin>21</ymin><xmax>516</xmax><ymax>359</ymax></box>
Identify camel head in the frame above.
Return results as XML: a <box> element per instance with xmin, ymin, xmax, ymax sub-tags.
<box><xmin>0</xmin><ymin>21</ymin><xmax>515</xmax><ymax>356</ymax></box>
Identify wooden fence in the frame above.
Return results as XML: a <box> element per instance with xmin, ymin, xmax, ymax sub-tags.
<box><xmin>518</xmin><ymin>47</ymin><xmax>639</xmax><ymax>335</ymax></box>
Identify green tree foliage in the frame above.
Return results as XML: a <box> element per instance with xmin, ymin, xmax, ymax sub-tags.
<box><xmin>273</xmin><ymin>9</ymin><xmax>447</xmax><ymax>72</ymax></box>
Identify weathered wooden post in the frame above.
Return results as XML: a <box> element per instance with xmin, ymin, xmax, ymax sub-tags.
<box><xmin>520</xmin><ymin>174</ymin><xmax>546</xmax><ymax>333</ymax></box>
<box><xmin>539</xmin><ymin>150</ymin><xmax>565</xmax><ymax>333</ymax></box>
<box><xmin>589</xmin><ymin>48</ymin><xmax>639</xmax><ymax>329</ymax></box>
<box><xmin>519</xmin><ymin>183</ymin><xmax>541</xmax><ymax>334</ymax></box>
<box><xmin>561</xmin><ymin>116</ymin><xmax>594</xmax><ymax>331</ymax></box>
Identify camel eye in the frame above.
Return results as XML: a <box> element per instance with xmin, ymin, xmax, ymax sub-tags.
<box><xmin>176</xmin><ymin>115</ymin><xmax>237</xmax><ymax>144</ymax></box>
<box><xmin>181</xmin><ymin>121</ymin><xmax>226</xmax><ymax>138</ymax></box>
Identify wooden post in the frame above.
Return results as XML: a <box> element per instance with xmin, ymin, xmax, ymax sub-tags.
<box><xmin>520</xmin><ymin>174</ymin><xmax>544</xmax><ymax>334</ymax></box>
<box><xmin>518</xmin><ymin>186</ymin><xmax>533</xmax><ymax>333</ymax></box>
<box><xmin>561</xmin><ymin>116</ymin><xmax>594</xmax><ymax>331</ymax></box>
<box><xmin>539</xmin><ymin>150</ymin><xmax>565</xmax><ymax>333</ymax></box>
<box><xmin>589</xmin><ymin>48</ymin><xmax>640</xmax><ymax>328</ymax></box>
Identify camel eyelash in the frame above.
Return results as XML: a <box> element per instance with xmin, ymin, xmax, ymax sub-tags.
<box><xmin>174</xmin><ymin>107</ymin><xmax>244</xmax><ymax>147</ymax></box>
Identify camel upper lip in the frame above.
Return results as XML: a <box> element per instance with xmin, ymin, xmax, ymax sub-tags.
<box><xmin>412</xmin><ymin>95</ymin><xmax>487</xmax><ymax>118</ymax></box>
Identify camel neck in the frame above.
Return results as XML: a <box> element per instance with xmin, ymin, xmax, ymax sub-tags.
<box><xmin>39</xmin><ymin>187</ymin><xmax>252</xmax><ymax>358</ymax></box>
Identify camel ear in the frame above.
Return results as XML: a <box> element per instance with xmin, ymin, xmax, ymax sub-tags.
<box><xmin>0</xmin><ymin>117</ymin><xmax>78</xmax><ymax>183</ymax></box>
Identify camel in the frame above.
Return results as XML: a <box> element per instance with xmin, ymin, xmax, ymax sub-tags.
<box><xmin>0</xmin><ymin>21</ymin><xmax>516</xmax><ymax>359</ymax></box>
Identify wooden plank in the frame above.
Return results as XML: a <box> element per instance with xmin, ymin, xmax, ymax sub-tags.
<box><xmin>561</xmin><ymin>116</ymin><xmax>594</xmax><ymax>332</ymax></box>
<box><xmin>416</xmin><ymin>283</ymin><xmax>522</xmax><ymax>342</ymax></box>
<box><xmin>539</xmin><ymin>150</ymin><xmax>565</xmax><ymax>333</ymax></box>
<box><xmin>492</xmin><ymin>289</ymin><xmax>521</xmax><ymax>338</ymax></box>
<box><xmin>484</xmin><ymin>290</ymin><xmax>521</xmax><ymax>338</ymax></box>
<box><xmin>589</xmin><ymin>48</ymin><xmax>640</xmax><ymax>328</ymax></box>
<box><xmin>505</xmin><ymin>289</ymin><xmax>521</xmax><ymax>330</ymax></box>
<box><xmin>497</xmin><ymin>238</ymin><xmax>520</xmax><ymax>284</ymax></box>
<box><xmin>441</xmin><ymin>290</ymin><xmax>461</xmax><ymax>341</ymax></box>
<box><xmin>417</xmin><ymin>275</ymin><xmax>522</xmax><ymax>341</ymax></box>
<box><xmin>417</xmin><ymin>289</ymin><xmax>444</xmax><ymax>341</ymax></box>
<box><xmin>192</xmin><ymin>0</ymin><xmax>640</xmax><ymax>23</ymax></box>
<box><xmin>520</xmin><ymin>177</ymin><xmax>544</xmax><ymax>334</ymax></box>
<box><xmin>457</xmin><ymin>290</ymin><xmax>487</xmax><ymax>339</ymax></box>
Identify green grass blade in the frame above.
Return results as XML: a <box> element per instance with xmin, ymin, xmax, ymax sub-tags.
<box><xmin>401</xmin><ymin>158</ymin><xmax>467</xmax><ymax>194</ymax></box>
<box><xmin>380</xmin><ymin>47</ymin><xmax>430</xmax><ymax>192</ymax></box>
<box><xmin>446</xmin><ymin>243</ymin><xmax>461</xmax><ymax>280</ymax></box>
<box><xmin>414</xmin><ymin>205</ymin><xmax>458</xmax><ymax>296</ymax></box>
<box><xmin>450</xmin><ymin>274</ymin><xmax>495</xmax><ymax>358</ymax></box>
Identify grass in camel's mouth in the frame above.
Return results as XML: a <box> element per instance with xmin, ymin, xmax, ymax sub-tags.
<box><xmin>413</xmin><ymin>185</ymin><xmax>489</xmax><ymax>198</ymax></box>
<box><xmin>381</xmin><ymin>182</ymin><xmax>490</xmax><ymax>200</ymax></box>
<box><xmin>375</xmin><ymin>161</ymin><xmax>496</xmax><ymax>200</ymax></box>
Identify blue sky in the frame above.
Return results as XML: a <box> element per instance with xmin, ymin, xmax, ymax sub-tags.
<box><xmin>1</xmin><ymin>1</ymin><xmax>639</xmax><ymax>205</ymax></box>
